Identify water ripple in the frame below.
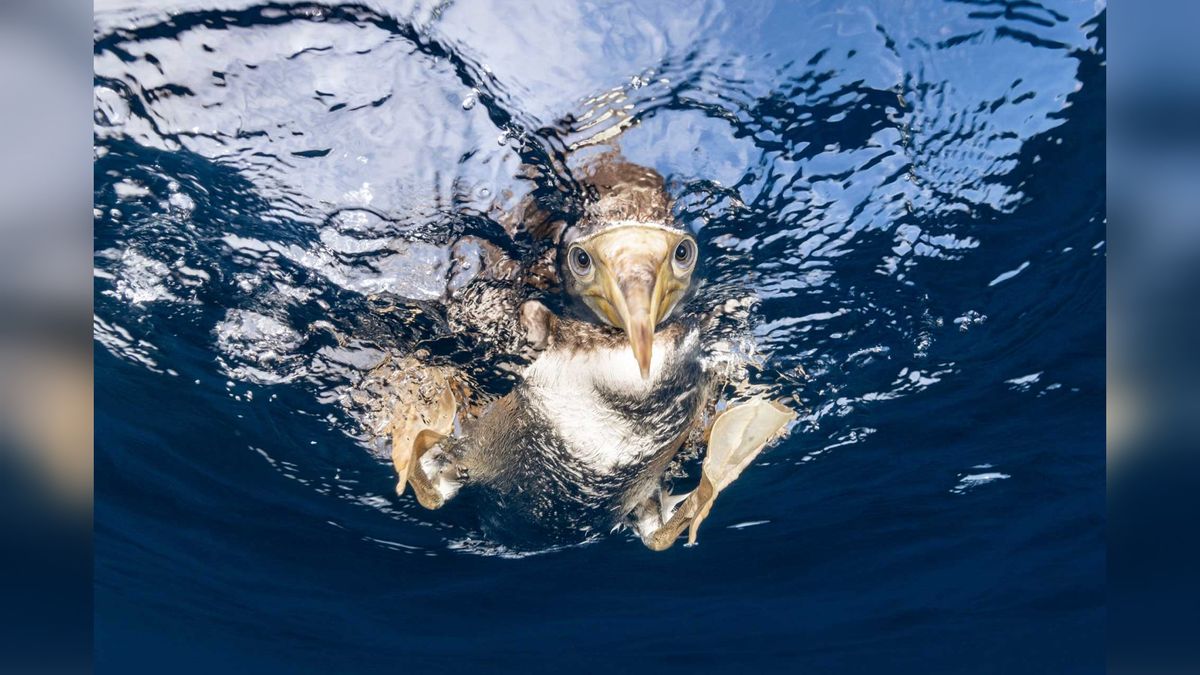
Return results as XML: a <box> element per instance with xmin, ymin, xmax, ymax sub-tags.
<box><xmin>94</xmin><ymin>0</ymin><xmax>1104</xmax><ymax>558</ymax></box>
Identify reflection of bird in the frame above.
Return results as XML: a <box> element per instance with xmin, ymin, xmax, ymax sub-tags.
<box><xmin>388</xmin><ymin>158</ymin><xmax>793</xmax><ymax>550</ymax></box>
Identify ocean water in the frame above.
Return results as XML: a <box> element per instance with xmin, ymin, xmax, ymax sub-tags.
<box><xmin>93</xmin><ymin>1</ymin><xmax>1105</xmax><ymax>672</ymax></box>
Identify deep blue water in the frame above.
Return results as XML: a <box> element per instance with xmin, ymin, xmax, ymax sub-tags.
<box><xmin>94</xmin><ymin>1</ymin><xmax>1105</xmax><ymax>672</ymax></box>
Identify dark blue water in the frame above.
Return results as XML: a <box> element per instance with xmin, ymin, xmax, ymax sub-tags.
<box><xmin>94</xmin><ymin>1</ymin><xmax>1105</xmax><ymax>672</ymax></box>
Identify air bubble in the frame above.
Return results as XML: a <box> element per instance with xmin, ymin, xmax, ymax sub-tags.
<box><xmin>169</xmin><ymin>192</ymin><xmax>195</xmax><ymax>212</ymax></box>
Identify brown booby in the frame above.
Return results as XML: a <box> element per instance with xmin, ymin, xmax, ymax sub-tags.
<box><xmin>388</xmin><ymin>159</ymin><xmax>794</xmax><ymax>550</ymax></box>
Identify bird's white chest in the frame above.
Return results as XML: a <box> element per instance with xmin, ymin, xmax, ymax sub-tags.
<box><xmin>523</xmin><ymin>332</ymin><xmax>696</xmax><ymax>473</ymax></box>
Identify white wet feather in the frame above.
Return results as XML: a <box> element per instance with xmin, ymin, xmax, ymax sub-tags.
<box><xmin>523</xmin><ymin>329</ymin><xmax>698</xmax><ymax>473</ymax></box>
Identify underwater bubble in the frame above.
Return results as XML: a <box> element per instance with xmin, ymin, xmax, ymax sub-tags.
<box><xmin>169</xmin><ymin>192</ymin><xmax>195</xmax><ymax>213</ymax></box>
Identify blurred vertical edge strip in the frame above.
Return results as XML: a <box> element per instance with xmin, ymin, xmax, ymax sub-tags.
<box><xmin>0</xmin><ymin>0</ymin><xmax>93</xmax><ymax>672</ymax></box>
<box><xmin>1109</xmin><ymin>0</ymin><xmax>1200</xmax><ymax>673</ymax></box>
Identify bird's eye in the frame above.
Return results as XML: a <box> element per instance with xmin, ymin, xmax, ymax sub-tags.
<box><xmin>568</xmin><ymin>246</ymin><xmax>593</xmax><ymax>278</ymax></box>
<box><xmin>672</xmin><ymin>239</ymin><xmax>696</xmax><ymax>272</ymax></box>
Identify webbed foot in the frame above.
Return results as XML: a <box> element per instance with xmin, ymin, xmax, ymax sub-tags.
<box><xmin>636</xmin><ymin>397</ymin><xmax>796</xmax><ymax>551</ymax></box>
<box><xmin>388</xmin><ymin>359</ymin><xmax>460</xmax><ymax>509</ymax></box>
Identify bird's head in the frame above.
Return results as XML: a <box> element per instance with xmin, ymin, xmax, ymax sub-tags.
<box><xmin>560</xmin><ymin>220</ymin><xmax>699</xmax><ymax>379</ymax></box>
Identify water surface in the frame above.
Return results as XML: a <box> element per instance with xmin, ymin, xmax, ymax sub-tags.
<box><xmin>94</xmin><ymin>1</ymin><xmax>1105</xmax><ymax>671</ymax></box>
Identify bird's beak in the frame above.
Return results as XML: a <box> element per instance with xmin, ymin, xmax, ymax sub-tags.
<box><xmin>584</xmin><ymin>227</ymin><xmax>685</xmax><ymax>379</ymax></box>
<box><xmin>613</xmin><ymin>270</ymin><xmax>658</xmax><ymax>379</ymax></box>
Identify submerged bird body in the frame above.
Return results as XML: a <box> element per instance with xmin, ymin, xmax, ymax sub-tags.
<box><xmin>387</xmin><ymin>157</ymin><xmax>795</xmax><ymax>550</ymax></box>
<box><xmin>433</xmin><ymin>316</ymin><xmax>712</xmax><ymax>544</ymax></box>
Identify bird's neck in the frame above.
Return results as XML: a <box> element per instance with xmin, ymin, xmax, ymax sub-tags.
<box><xmin>528</xmin><ymin>319</ymin><xmax>695</xmax><ymax>389</ymax></box>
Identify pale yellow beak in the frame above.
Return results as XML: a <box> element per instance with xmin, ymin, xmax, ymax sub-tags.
<box><xmin>611</xmin><ymin>265</ymin><xmax>659</xmax><ymax>379</ymax></box>
<box><xmin>572</xmin><ymin>226</ymin><xmax>695</xmax><ymax>379</ymax></box>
